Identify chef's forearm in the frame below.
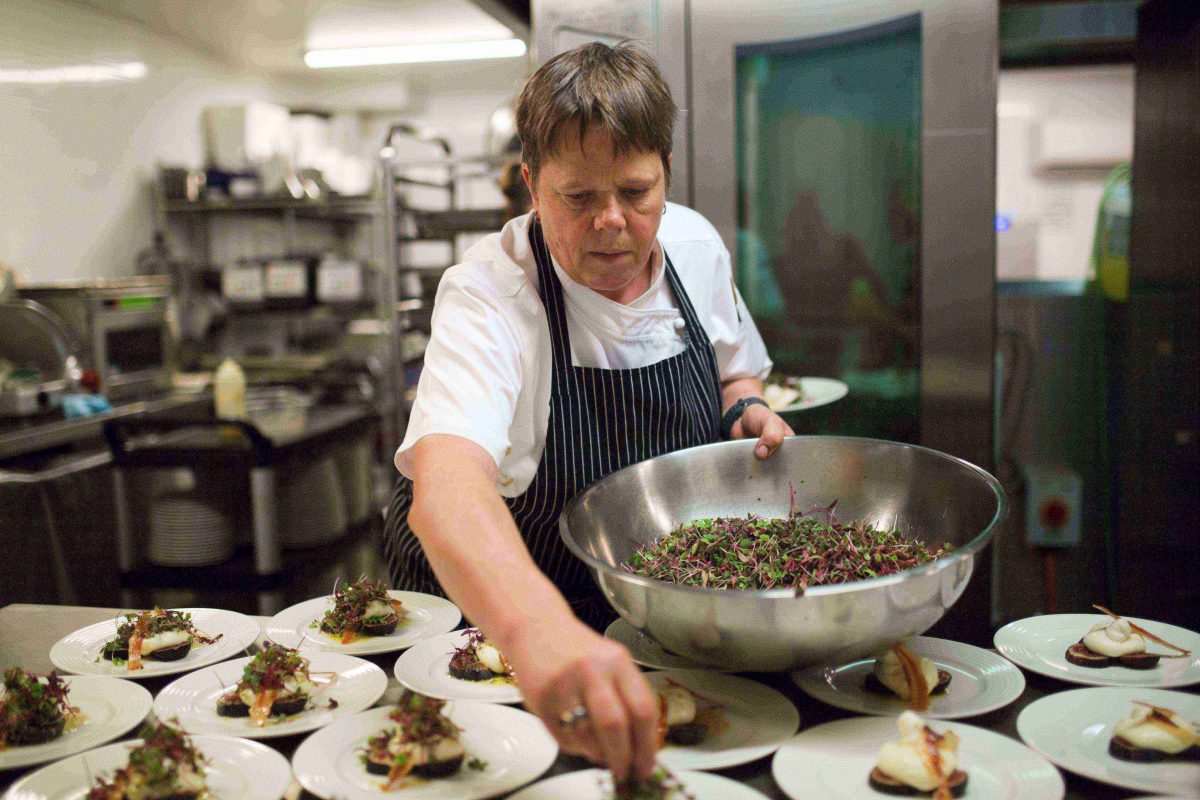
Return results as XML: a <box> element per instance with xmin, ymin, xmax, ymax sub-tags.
<box><xmin>721</xmin><ymin>376</ymin><xmax>765</xmax><ymax>412</ymax></box>
<box><xmin>407</xmin><ymin>436</ymin><xmax>574</xmax><ymax>651</ymax></box>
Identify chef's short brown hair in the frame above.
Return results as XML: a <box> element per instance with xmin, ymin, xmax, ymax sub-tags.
<box><xmin>516</xmin><ymin>41</ymin><xmax>675</xmax><ymax>186</ymax></box>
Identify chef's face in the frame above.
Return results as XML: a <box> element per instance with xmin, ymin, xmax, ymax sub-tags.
<box><xmin>524</xmin><ymin>127</ymin><xmax>669</xmax><ymax>304</ymax></box>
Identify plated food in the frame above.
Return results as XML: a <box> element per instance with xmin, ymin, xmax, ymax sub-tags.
<box><xmin>291</xmin><ymin>701</ymin><xmax>558</xmax><ymax>800</ymax></box>
<box><xmin>865</xmin><ymin>644</ymin><xmax>951</xmax><ymax>711</ymax></box>
<box><xmin>1016</xmin><ymin>686</ymin><xmax>1200</xmax><ymax>795</ymax></box>
<box><xmin>773</xmin><ymin>716</ymin><xmax>1063</xmax><ymax>800</ymax></box>
<box><xmin>216</xmin><ymin>641</ymin><xmax>327</xmax><ymax>726</ymax></box>
<box><xmin>507</xmin><ymin>767</ymin><xmax>771</xmax><ymax>800</ymax></box>
<box><xmin>996</xmin><ymin>612</ymin><xmax>1200</xmax><ymax>688</ymax></box>
<box><xmin>0</xmin><ymin>668</ymin><xmax>83</xmax><ymax>748</ymax></box>
<box><xmin>393</xmin><ymin>629</ymin><xmax>523</xmax><ymax>704</ymax></box>
<box><xmin>6</xmin><ymin>728</ymin><xmax>293</xmax><ymax>800</ymax></box>
<box><xmin>101</xmin><ymin>609</ymin><xmax>222</xmax><ymax>671</ymax></box>
<box><xmin>869</xmin><ymin>712</ymin><xmax>966</xmax><ymax>799</ymax></box>
<box><xmin>362</xmin><ymin>690</ymin><xmax>482</xmax><ymax>789</ymax></box>
<box><xmin>1108</xmin><ymin>701</ymin><xmax>1199</xmax><ymax>763</ymax></box>
<box><xmin>448</xmin><ymin>628</ymin><xmax>515</xmax><ymax>683</ymax></box>
<box><xmin>624</xmin><ymin>500</ymin><xmax>949</xmax><ymax>591</ymax></box>
<box><xmin>762</xmin><ymin>375</ymin><xmax>848</xmax><ymax>414</ymax></box>
<box><xmin>793</xmin><ymin>636</ymin><xmax>1025</xmax><ymax>720</ymax></box>
<box><xmin>644</xmin><ymin>670</ymin><xmax>799</xmax><ymax>771</ymax></box>
<box><xmin>265</xmin><ymin>588</ymin><xmax>461</xmax><ymax>655</ymax></box>
<box><xmin>51</xmin><ymin>607</ymin><xmax>261</xmax><ymax>680</ymax></box>
<box><xmin>1065</xmin><ymin>606</ymin><xmax>1191</xmax><ymax>670</ymax></box>
<box><xmin>317</xmin><ymin>578</ymin><xmax>407</xmax><ymax>643</ymax></box>
<box><xmin>0</xmin><ymin>674</ymin><xmax>152</xmax><ymax>772</ymax></box>
<box><xmin>85</xmin><ymin>721</ymin><xmax>208</xmax><ymax>799</ymax></box>
<box><xmin>153</xmin><ymin>649</ymin><xmax>386</xmax><ymax>740</ymax></box>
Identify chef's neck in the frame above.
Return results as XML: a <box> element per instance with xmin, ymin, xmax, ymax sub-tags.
<box><xmin>559</xmin><ymin>242</ymin><xmax>661</xmax><ymax>306</ymax></box>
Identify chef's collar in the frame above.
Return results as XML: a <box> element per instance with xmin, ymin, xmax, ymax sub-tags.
<box><xmin>549</xmin><ymin>240</ymin><xmax>666</xmax><ymax>311</ymax></box>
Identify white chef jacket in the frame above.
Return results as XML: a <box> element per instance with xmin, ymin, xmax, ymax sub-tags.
<box><xmin>395</xmin><ymin>204</ymin><xmax>773</xmax><ymax>496</ymax></box>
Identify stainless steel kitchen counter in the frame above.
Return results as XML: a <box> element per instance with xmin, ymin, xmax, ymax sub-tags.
<box><xmin>0</xmin><ymin>393</ymin><xmax>210</xmax><ymax>463</ymax></box>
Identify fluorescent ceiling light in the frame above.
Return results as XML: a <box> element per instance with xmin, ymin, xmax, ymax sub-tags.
<box><xmin>305</xmin><ymin>38</ymin><xmax>526</xmax><ymax>68</ymax></box>
<box><xmin>0</xmin><ymin>61</ymin><xmax>147</xmax><ymax>84</ymax></box>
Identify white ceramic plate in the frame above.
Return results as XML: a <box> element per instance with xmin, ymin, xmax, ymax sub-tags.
<box><xmin>0</xmin><ymin>676</ymin><xmax>151</xmax><ymax>771</ymax></box>
<box><xmin>265</xmin><ymin>590</ymin><xmax>462</xmax><ymax>655</ymax></box>
<box><xmin>605</xmin><ymin>619</ymin><xmax>730</xmax><ymax>672</ymax></box>
<box><xmin>646</xmin><ymin>670</ymin><xmax>799</xmax><ymax>771</ymax></box>
<box><xmin>4</xmin><ymin>734</ymin><xmax>293</xmax><ymax>800</ymax></box>
<box><xmin>508</xmin><ymin>768</ymin><xmax>771</xmax><ymax>800</ymax></box>
<box><xmin>792</xmin><ymin>636</ymin><xmax>1026</xmax><ymax>719</ymax></box>
<box><xmin>393</xmin><ymin>630</ymin><xmax>522</xmax><ymax>704</ymax></box>
<box><xmin>292</xmin><ymin>701</ymin><xmax>557</xmax><ymax>800</ymax></box>
<box><xmin>49</xmin><ymin>608</ymin><xmax>260</xmax><ymax>679</ymax></box>
<box><xmin>1016</xmin><ymin>687</ymin><xmax>1200</xmax><ymax>796</ymax></box>
<box><xmin>772</xmin><ymin>716</ymin><xmax>1064</xmax><ymax>800</ymax></box>
<box><xmin>995</xmin><ymin>614</ymin><xmax>1200</xmax><ymax>688</ymax></box>
<box><xmin>152</xmin><ymin>650</ymin><xmax>387</xmax><ymax>740</ymax></box>
<box><xmin>771</xmin><ymin>377</ymin><xmax>849</xmax><ymax>414</ymax></box>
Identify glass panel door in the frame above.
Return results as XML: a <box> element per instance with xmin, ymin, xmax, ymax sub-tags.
<box><xmin>736</xmin><ymin>15</ymin><xmax>922</xmax><ymax>441</ymax></box>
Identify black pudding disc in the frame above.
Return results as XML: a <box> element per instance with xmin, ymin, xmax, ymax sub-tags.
<box><xmin>868</xmin><ymin>767</ymin><xmax>967</xmax><ymax>797</ymax></box>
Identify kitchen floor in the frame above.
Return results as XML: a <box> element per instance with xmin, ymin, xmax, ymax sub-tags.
<box><xmin>119</xmin><ymin>517</ymin><xmax>393</xmax><ymax>617</ymax></box>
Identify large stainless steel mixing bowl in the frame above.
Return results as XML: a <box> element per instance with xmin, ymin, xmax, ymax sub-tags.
<box><xmin>560</xmin><ymin>436</ymin><xmax>1006</xmax><ymax>671</ymax></box>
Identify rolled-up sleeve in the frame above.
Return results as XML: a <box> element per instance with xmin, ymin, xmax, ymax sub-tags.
<box><xmin>705</xmin><ymin>240</ymin><xmax>774</xmax><ymax>383</ymax></box>
<box><xmin>395</xmin><ymin>268</ymin><xmax>523</xmax><ymax>478</ymax></box>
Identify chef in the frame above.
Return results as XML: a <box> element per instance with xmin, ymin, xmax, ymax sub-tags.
<box><xmin>384</xmin><ymin>41</ymin><xmax>792</xmax><ymax>780</ymax></box>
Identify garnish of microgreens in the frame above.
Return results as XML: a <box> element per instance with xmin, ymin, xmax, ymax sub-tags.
<box><xmin>626</xmin><ymin>487</ymin><xmax>950</xmax><ymax>592</ymax></box>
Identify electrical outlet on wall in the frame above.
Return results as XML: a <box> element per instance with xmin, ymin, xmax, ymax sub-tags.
<box><xmin>1020</xmin><ymin>462</ymin><xmax>1083</xmax><ymax>548</ymax></box>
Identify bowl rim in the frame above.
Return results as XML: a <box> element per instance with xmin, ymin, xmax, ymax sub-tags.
<box><xmin>558</xmin><ymin>435</ymin><xmax>1008</xmax><ymax>599</ymax></box>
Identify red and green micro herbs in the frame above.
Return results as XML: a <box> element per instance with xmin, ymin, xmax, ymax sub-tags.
<box><xmin>625</xmin><ymin>497</ymin><xmax>951</xmax><ymax>591</ymax></box>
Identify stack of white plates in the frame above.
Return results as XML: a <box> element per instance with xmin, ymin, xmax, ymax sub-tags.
<box><xmin>148</xmin><ymin>492</ymin><xmax>235</xmax><ymax>567</ymax></box>
<box><xmin>279</xmin><ymin>456</ymin><xmax>347</xmax><ymax>549</ymax></box>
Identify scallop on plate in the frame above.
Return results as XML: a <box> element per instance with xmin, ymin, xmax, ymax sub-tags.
<box><xmin>507</xmin><ymin>768</ymin><xmax>772</xmax><ymax>800</ymax></box>
<box><xmin>1016</xmin><ymin>686</ymin><xmax>1200</xmax><ymax>797</ymax></box>
<box><xmin>995</xmin><ymin>613</ymin><xmax>1200</xmax><ymax>688</ymax></box>
<box><xmin>292</xmin><ymin>701</ymin><xmax>557</xmax><ymax>800</ymax></box>
<box><xmin>646</xmin><ymin>670</ymin><xmax>800</xmax><ymax>771</ymax></box>
<box><xmin>772</xmin><ymin>716</ymin><xmax>1065</xmax><ymax>800</ymax></box>
<box><xmin>0</xmin><ymin>675</ymin><xmax>152</xmax><ymax>772</ymax></box>
<box><xmin>152</xmin><ymin>650</ymin><xmax>387</xmax><ymax>740</ymax></box>
<box><xmin>49</xmin><ymin>607</ymin><xmax>260</xmax><ymax>679</ymax></box>
<box><xmin>393</xmin><ymin>629</ymin><xmax>522</xmax><ymax>704</ymax></box>
<box><xmin>265</xmin><ymin>589</ymin><xmax>461</xmax><ymax>655</ymax></box>
<box><xmin>4</xmin><ymin>734</ymin><xmax>293</xmax><ymax>800</ymax></box>
<box><xmin>792</xmin><ymin>636</ymin><xmax>1026</xmax><ymax>719</ymax></box>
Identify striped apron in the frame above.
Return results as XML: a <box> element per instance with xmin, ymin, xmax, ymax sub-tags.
<box><xmin>384</xmin><ymin>217</ymin><xmax>722</xmax><ymax>630</ymax></box>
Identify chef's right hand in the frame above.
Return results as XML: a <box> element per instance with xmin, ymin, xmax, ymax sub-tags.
<box><xmin>506</xmin><ymin>616</ymin><xmax>659</xmax><ymax>780</ymax></box>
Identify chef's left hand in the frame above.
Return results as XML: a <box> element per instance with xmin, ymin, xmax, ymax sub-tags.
<box><xmin>732</xmin><ymin>404</ymin><xmax>794</xmax><ymax>459</ymax></box>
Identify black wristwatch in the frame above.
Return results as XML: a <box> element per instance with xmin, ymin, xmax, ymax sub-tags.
<box><xmin>720</xmin><ymin>397</ymin><xmax>769</xmax><ymax>439</ymax></box>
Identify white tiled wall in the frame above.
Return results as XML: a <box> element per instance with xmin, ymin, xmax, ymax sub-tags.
<box><xmin>996</xmin><ymin>65</ymin><xmax>1135</xmax><ymax>281</ymax></box>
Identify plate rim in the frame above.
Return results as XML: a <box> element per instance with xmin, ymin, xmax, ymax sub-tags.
<box><xmin>604</xmin><ymin>618</ymin><xmax>730</xmax><ymax>672</ymax></box>
<box><xmin>506</xmin><ymin>767</ymin><xmax>773</xmax><ymax>800</ymax></box>
<box><xmin>392</xmin><ymin>629</ymin><xmax>524</xmax><ymax>704</ymax></box>
<box><xmin>4</xmin><ymin>732</ymin><xmax>294</xmax><ymax>800</ymax></box>
<box><xmin>791</xmin><ymin>635</ymin><xmax>1027</xmax><ymax>719</ymax></box>
<box><xmin>0</xmin><ymin>675</ymin><xmax>153</xmax><ymax>771</ymax></box>
<box><xmin>264</xmin><ymin>589</ymin><xmax>462</xmax><ymax>654</ymax></box>
<box><xmin>995</xmin><ymin>613</ymin><xmax>1200</xmax><ymax>688</ymax></box>
<box><xmin>48</xmin><ymin>607</ymin><xmax>261</xmax><ymax>680</ymax></box>
<box><xmin>1014</xmin><ymin>685</ymin><xmax>1200</xmax><ymax>795</ymax></box>
<box><xmin>772</xmin><ymin>715</ymin><xmax>1065</xmax><ymax>800</ymax></box>
<box><xmin>644</xmin><ymin>668</ymin><xmax>800</xmax><ymax>770</ymax></box>
<box><xmin>770</xmin><ymin>377</ymin><xmax>849</xmax><ymax>414</ymax></box>
<box><xmin>150</xmin><ymin>650</ymin><xmax>388</xmax><ymax>740</ymax></box>
<box><xmin>290</xmin><ymin>701</ymin><xmax>557</xmax><ymax>800</ymax></box>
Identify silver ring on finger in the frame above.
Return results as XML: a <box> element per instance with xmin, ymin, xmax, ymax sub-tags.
<box><xmin>557</xmin><ymin>703</ymin><xmax>589</xmax><ymax>731</ymax></box>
